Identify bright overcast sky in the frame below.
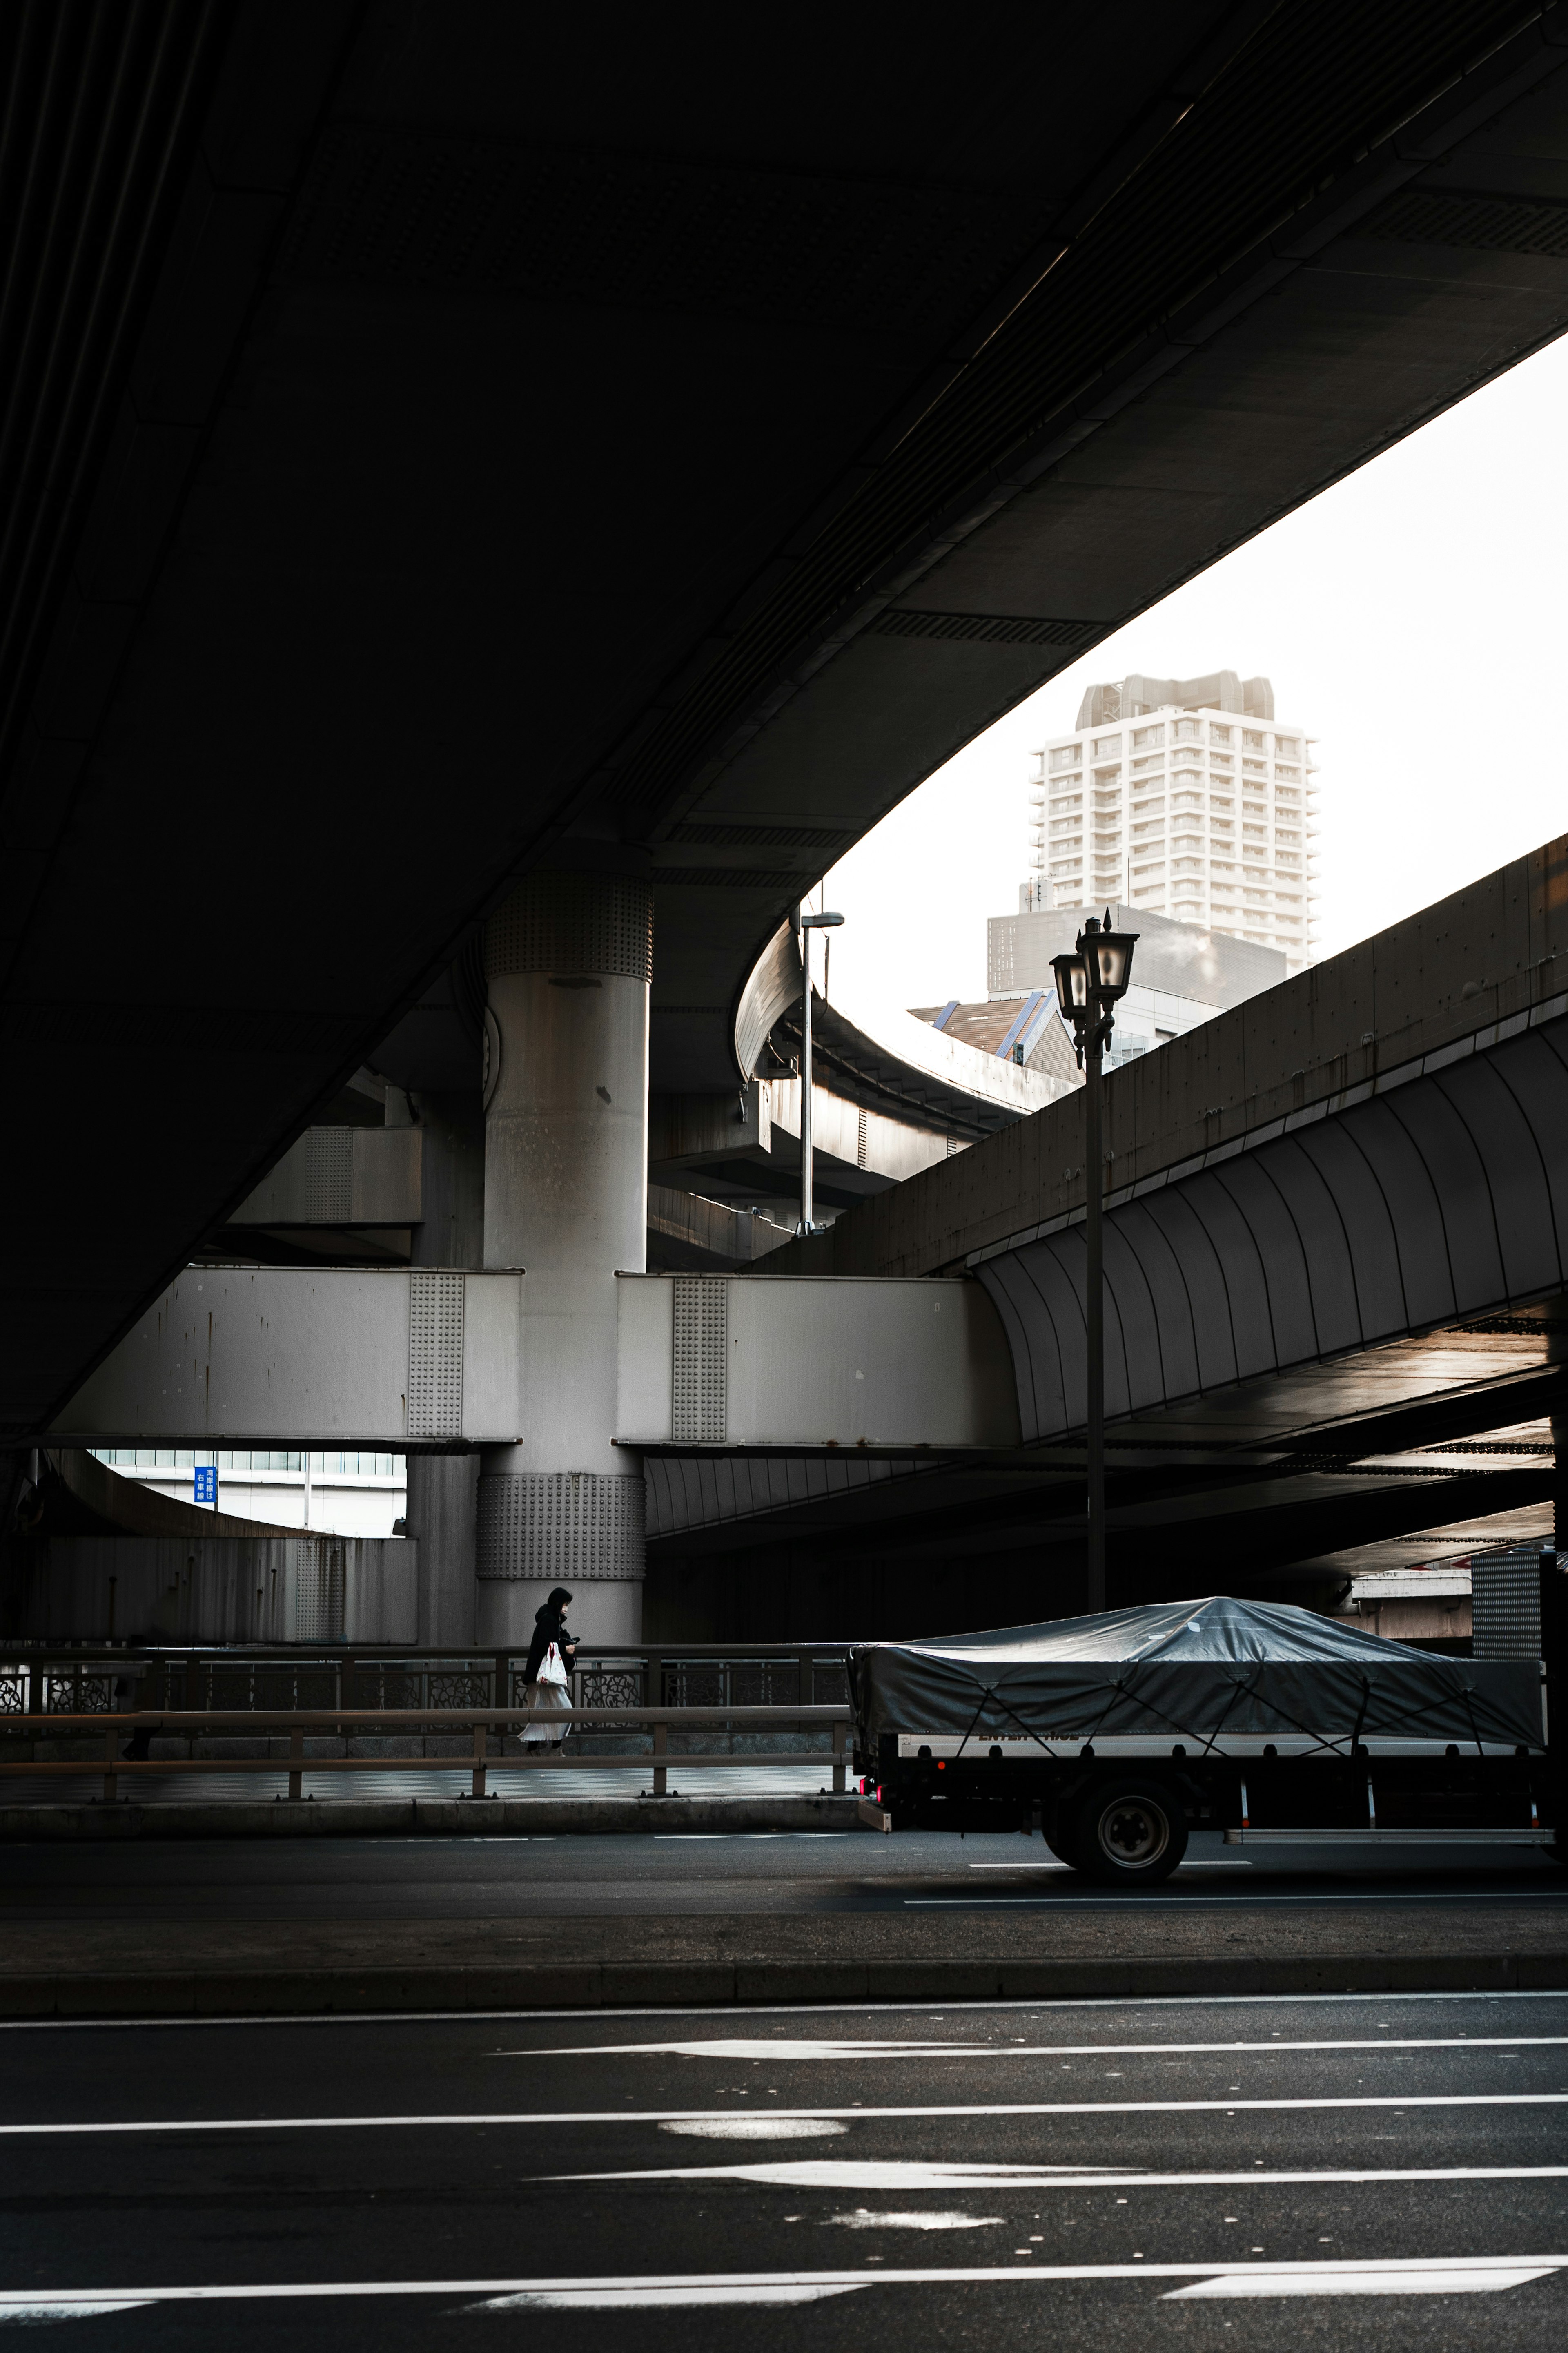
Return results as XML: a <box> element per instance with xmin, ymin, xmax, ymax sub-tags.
<box><xmin>819</xmin><ymin>330</ymin><xmax>1568</xmax><ymax>1013</ymax></box>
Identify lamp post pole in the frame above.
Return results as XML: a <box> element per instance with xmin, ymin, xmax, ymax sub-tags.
<box><xmin>800</xmin><ymin>921</ymin><xmax>816</xmax><ymax>1234</ymax></box>
<box><xmin>1083</xmin><ymin>1006</ymin><xmax>1106</xmax><ymax>1613</ymax></box>
<box><xmin>1051</xmin><ymin>909</ymin><xmax>1138</xmax><ymax>1618</ymax></box>
<box><xmin>796</xmin><ymin>909</ymin><xmax>844</xmax><ymax>1238</ymax></box>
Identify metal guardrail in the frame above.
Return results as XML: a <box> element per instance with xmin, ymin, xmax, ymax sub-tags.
<box><xmin>0</xmin><ymin>1705</ymin><xmax>853</xmax><ymax>1802</ymax></box>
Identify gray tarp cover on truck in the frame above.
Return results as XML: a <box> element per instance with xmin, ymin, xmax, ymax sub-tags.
<box><xmin>850</xmin><ymin>1596</ymin><xmax>1542</xmax><ymax>1752</ymax></box>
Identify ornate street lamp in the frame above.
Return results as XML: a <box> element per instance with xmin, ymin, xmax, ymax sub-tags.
<box><xmin>797</xmin><ymin>909</ymin><xmax>844</xmax><ymax>1236</ymax></box>
<box><xmin>1051</xmin><ymin>910</ymin><xmax>1138</xmax><ymax>1611</ymax></box>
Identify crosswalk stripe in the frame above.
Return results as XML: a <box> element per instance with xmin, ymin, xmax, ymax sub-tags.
<box><xmin>0</xmin><ymin>2257</ymin><xmax>1561</xmax><ymax>2307</ymax></box>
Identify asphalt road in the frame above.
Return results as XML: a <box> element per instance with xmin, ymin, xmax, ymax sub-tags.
<box><xmin>0</xmin><ymin>1989</ymin><xmax>1564</xmax><ymax>2346</ymax></box>
<box><xmin>1</xmin><ymin>1828</ymin><xmax>1563</xmax><ymax>1922</ymax></box>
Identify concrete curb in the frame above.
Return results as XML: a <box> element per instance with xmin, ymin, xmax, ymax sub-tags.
<box><xmin>1</xmin><ymin>1951</ymin><xmax>1564</xmax><ymax>2019</ymax></box>
<box><xmin>0</xmin><ymin>1795</ymin><xmax>866</xmax><ymax>1841</ymax></box>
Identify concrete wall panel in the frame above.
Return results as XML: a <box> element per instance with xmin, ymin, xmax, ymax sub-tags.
<box><xmin>1113</xmin><ymin>1201</ymin><xmax>1200</xmax><ymax>1403</ymax></box>
<box><xmin>343</xmin><ymin>1536</ymin><xmax>419</xmax><ymax>1644</ymax></box>
<box><xmin>1335</xmin><ymin>1097</ymin><xmax>1457</xmax><ymax>1332</ymax></box>
<box><xmin>644</xmin><ymin>1449</ymin><xmax>911</xmax><ymax>1540</ymax></box>
<box><xmin>1493</xmin><ymin>1027</ymin><xmax>1568</xmax><ymax>1274</ymax></box>
<box><xmin>1290</xmin><ymin>1118</ymin><xmax>1407</xmax><ymax>1340</ymax></box>
<box><xmin>973</xmin><ymin>1254</ymin><xmax>1054</xmax><ymax>1446</ymax></box>
<box><xmin>987</xmin><ymin>1242</ymin><xmax>1083</xmax><ymax>1443</ymax></box>
<box><xmin>1383</xmin><ymin>1085</ymin><xmax>1505</xmax><ymax>1317</ymax></box>
<box><xmin>1098</xmin><ymin>1222</ymin><xmax>1155</xmax><ymax>1418</ymax></box>
<box><xmin>1212</xmin><ymin>1156</ymin><xmax>1317</xmax><ymax>1368</ymax></box>
<box><xmin>1180</xmin><ymin>1171</ymin><xmax>1278</xmax><ymax>1380</ymax></box>
<box><xmin>1259</xmin><ymin>1137</ymin><xmax>1361</xmax><ymax>1358</ymax></box>
<box><xmin>615</xmin><ymin>1275</ymin><xmax>1020</xmax><ymax>1452</ymax></box>
<box><xmin>1136</xmin><ymin>1189</ymin><xmax>1239</xmax><ymax>1392</ymax></box>
<box><xmin>15</xmin><ymin>1536</ymin><xmax>415</xmax><ymax>1645</ymax></box>
<box><xmin>51</xmin><ymin>1269</ymin><xmax>526</xmax><ymax>1446</ymax></box>
<box><xmin>1433</xmin><ymin>1053</ymin><xmax>1561</xmax><ymax>1303</ymax></box>
<box><xmin>955</xmin><ymin>1031</ymin><xmax>1568</xmax><ymax>1461</ymax></box>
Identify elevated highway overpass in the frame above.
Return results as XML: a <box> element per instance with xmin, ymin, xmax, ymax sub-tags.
<box><xmin>10</xmin><ymin>0</ymin><xmax>1568</xmax><ymax>1445</ymax></box>
<box><xmin>11</xmin><ymin>2</ymin><xmax>1568</xmax><ymax>1637</ymax></box>
<box><xmin>33</xmin><ymin>842</ymin><xmax>1568</xmax><ymax>1641</ymax></box>
<box><xmin>638</xmin><ymin>841</ymin><xmax>1568</xmax><ymax>1629</ymax></box>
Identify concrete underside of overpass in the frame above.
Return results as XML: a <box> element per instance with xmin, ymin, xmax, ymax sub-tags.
<box><xmin>639</xmin><ymin>1332</ymin><xmax>1561</xmax><ymax>1638</ymax></box>
<box><xmin>9</xmin><ymin>0</ymin><xmax>1568</xmax><ymax>1461</ymax></box>
<box><xmin>26</xmin><ymin>840</ymin><xmax>1568</xmax><ymax>1643</ymax></box>
<box><xmin>639</xmin><ymin>842</ymin><xmax>1568</xmax><ymax>1633</ymax></box>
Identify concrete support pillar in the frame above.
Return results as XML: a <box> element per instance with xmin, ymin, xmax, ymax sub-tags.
<box><xmin>407</xmin><ymin>1454</ymin><xmax>480</xmax><ymax>1646</ymax></box>
<box><xmin>414</xmin><ymin>1090</ymin><xmax>486</xmax><ymax>1268</ymax></box>
<box><xmin>405</xmin><ymin>1089</ymin><xmax>487</xmax><ymax>1647</ymax></box>
<box><xmin>477</xmin><ymin>868</ymin><xmax>650</xmax><ymax>1645</ymax></box>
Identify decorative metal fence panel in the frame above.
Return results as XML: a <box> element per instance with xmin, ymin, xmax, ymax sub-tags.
<box><xmin>0</xmin><ymin>1645</ymin><xmax>856</xmax><ymax>1756</ymax></box>
<box><xmin>572</xmin><ymin>1658</ymin><xmax>647</xmax><ymax>1726</ymax></box>
<box><xmin>44</xmin><ymin>1673</ymin><xmax>116</xmax><ymax>1713</ymax></box>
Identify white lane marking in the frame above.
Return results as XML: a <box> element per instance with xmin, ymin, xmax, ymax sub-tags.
<box><xmin>826</xmin><ymin>2211</ymin><xmax>1003</xmax><ymax>2230</ymax></box>
<box><xmin>968</xmin><ymin>1861</ymin><xmax>1070</xmax><ymax>1871</ymax></box>
<box><xmin>0</xmin><ymin>2260</ymin><xmax>1559</xmax><ymax>2307</ymax></box>
<box><xmin>962</xmin><ymin>1861</ymin><xmax>1254</xmax><ymax>1872</ymax></box>
<box><xmin>3</xmin><ymin>1988</ymin><xmax>1563</xmax><ymax>2030</ymax></box>
<box><xmin>4</xmin><ymin>2091</ymin><xmax>1565</xmax><ymax>2135</ymax></box>
<box><xmin>465</xmin><ymin>2284</ymin><xmax>866</xmax><ymax>2309</ymax></box>
<box><xmin>501</xmin><ymin>2033</ymin><xmax>1568</xmax><ymax>2061</ymax></box>
<box><xmin>543</xmin><ymin>2159</ymin><xmax>1568</xmax><ymax>2193</ymax></box>
<box><xmin>659</xmin><ymin>2118</ymin><xmax>845</xmax><ymax>2140</ymax></box>
<box><xmin>906</xmin><ymin>1891</ymin><xmax>1565</xmax><ymax>1906</ymax></box>
<box><xmin>1163</xmin><ymin>2266</ymin><xmax>1557</xmax><ymax>2300</ymax></box>
<box><xmin>654</xmin><ymin>1833</ymin><xmax>849</xmax><ymax>1841</ymax></box>
<box><xmin>0</xmin><ymin>2303</ymin><xmax>153</xmax><ymax>2326</ymax></box>
<box><xmin>509</xmin><ymin>2039</ymin><xmax>981</xmax><ymax>2059</ymax></box>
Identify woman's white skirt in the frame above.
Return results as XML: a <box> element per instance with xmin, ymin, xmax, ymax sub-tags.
<box><xmin>523</xmin><ymin>1679</ymin><xmax>572</xmax><ymax>1747</ymax></box>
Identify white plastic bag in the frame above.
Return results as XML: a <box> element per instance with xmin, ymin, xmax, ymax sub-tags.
<box><xmin>524</xmin><ymin>1641</ymin><xmax>572</xmax><ymax>1746</ymax></box>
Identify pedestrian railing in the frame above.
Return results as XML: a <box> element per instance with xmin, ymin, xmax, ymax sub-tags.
<box><xmin>0</xmin><ymin>1643</ymin><xmax>854</xmax><ymax>1722</ymax></box>
<box><xmin>0</xmin><ymin>1704</ymin><xmax>853</xmax><ymax>1802</ymax></box>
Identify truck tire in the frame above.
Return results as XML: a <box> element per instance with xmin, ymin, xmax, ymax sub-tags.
<box><xmin>1072</xmin><ymin>1778</ymin><xmax>1188</xmax><ymax>1886</ymax></box>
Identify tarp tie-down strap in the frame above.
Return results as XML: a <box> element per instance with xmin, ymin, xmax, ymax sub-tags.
<box><xmin>948</xmin><ymin>1670</ymin><xmax>1284</xmax><ymax>1766</ymax></box>
<box><xmin>1196</xmin><ymin>1671</ymin><xmax>1260</xmax><ymax>1758</ymax></box>
<box><xmin>951</xmin><ymin>1687</ymin><xmax>994</xmax><ymax>1764</ymax></box>
<box><xmin>889</xmin><ymin>1662</ymin><xmax>1534</xmax><ymax>1762</ymax></box>
<box><xmin>953</xmin><ymin>1680</ymin><xmax>1060</xmax><ymax>1762</ymax></box>
<box><xmin>957</xmin><ymin>1673</ymin><xmax>1232</xmax><ymax>1765</ymax></box>
<box><xmin>1462</xmin><ymin>1688</ymin><xmax>1486</xmax><ymax>1760</ymax></box>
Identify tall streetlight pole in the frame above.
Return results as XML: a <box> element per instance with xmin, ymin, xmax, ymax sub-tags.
<box><xmin>796</xmin><ymin>908</ymin><xmax>844</xmax><ymax>1236</ymax></box>
<box><xmin>1052</xmin><ymin>910</ymin><xmax>1138</xmax><ymax>1614</ymax></box>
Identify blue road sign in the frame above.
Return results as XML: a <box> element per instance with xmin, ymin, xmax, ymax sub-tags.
<box><xmin>193</xmin><ymin>1465</ymin><xmax>216</xmax><ymax>1504</ymax></box>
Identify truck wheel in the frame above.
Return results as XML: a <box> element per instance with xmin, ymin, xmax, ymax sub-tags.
<box><xmin>1073</xmin><ymin>1778</ymin><xmax>1188</xmax><ymax>1886</ymax></box>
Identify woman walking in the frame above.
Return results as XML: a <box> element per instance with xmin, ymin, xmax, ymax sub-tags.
<box><xmin>523</xmin><ymin>1586</ymin><xmax>576</xmax><ymax>1749</ymax></box>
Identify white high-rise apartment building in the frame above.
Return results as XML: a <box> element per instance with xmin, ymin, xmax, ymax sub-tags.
<box><xmin>1025</xmin><ymin>669</ymin><xmax>1319</xmax><ymax>970</ymax></box>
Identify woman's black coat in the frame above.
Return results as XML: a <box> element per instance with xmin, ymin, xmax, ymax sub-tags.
<box><xmin>525</xmin><ymin>1596</ymin><xmax>575</xmax><ymax>1685</ymax></box>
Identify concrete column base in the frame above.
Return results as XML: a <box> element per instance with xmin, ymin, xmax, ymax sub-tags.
<box><xmin>475</xmin><ymin>1462</ymin><xmax>644</xmax><ymax>1645</ymax></box>
<box><xmin>477</xmin><ymin>866</ymin><xmax>652</xmax><ymax>1654</ymax></box>
<box><xmin>475</xmin><ymin>1574</ymin><xmax>644</xmax><ymax>1648</ymax></box>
